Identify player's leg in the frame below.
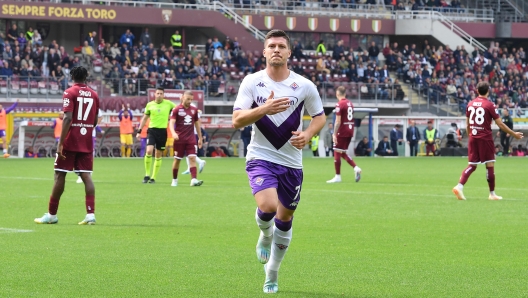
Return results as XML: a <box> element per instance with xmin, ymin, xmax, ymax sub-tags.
<box><xmin>339</xmin><ymin>138</ymin><xmax>361</xmax><ymax>182</ymax></box>
<box><xmin>120</xmin><ymin>134</ymin><xmax>127</xmax><ymax>157</ymax></box>
<box><xmin>171</xmin><ymin>142</ymin><xmax>184</xmax><ymax>186</ymax></box>
<box><xmin>150</xmin><ymin>147</ymin><xmax>164</xmax><ymax>183</ymax></box>
<box><xmin>453</xmin><ymin>138</ymin><xmax>477</xmax><ymax>200</ymax></box>
<box><xmin>486</xmin><ymin>162</ymin><xmax>501</xmax><ymax>200</ymax></box>
<box><xmin>482</xmin><ymin>139</ymin><xmax>501</xmax><ymax>200</ymax></box>
<box><xmin>264</xmin><ymin>166</ymin><xmax>302</xmax><ymax>294</ymax></box>
<box><xmin>143</xmin><ymin>130</ymin><xmax>156</xmax><ymax>183</ymax></box>
<box><xmin>1</xmin><ymin>132</ymin><xmax>7</xmax><ymax>154</ymax></box>
<box><xmin>327</xmin><ymin>151</ymin><xmax>342</xmax><ymax>183</ymax></box>
<box><xmin>247</xmin><ymin>160</ymin><xmax>279</xmax><ymax>266</ymax></box>
<box><xmin>187</xmin><ymin>144</ymin><xmax>203</xmax><ymax>186</ymax></box>
<box><xmin>182</xmin><ymin>156</ymin><xmax>191</xmax><ymax>175</ymax></box>
<box><xmin>140</xmin><ymin>138</ymin><xmax>147</xmax><ymax>157</ymax></box>
<box><xmin>35</xmin><ymin>152</ymin><xmax>73</xmax><ymax>224</ymax></box>
<box><xmin>74</xmin><ymin>152</ymin><xmax>96</xmax><ymax>224</ymax></box>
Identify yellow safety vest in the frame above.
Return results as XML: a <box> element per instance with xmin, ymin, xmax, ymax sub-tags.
<box><xmin>311</xmin><ymin>136</ymin><xmax>319</xmax><ymax>151</ymax></box>
<box><xmin>26</xmin><ymin>30</ymin><xmax>33</xmax><ymax>41</ymax></box>
<box><xmin>426</xmin><ymin>129</ymin><xmax>436</xmax><ymax>141</ymax></box>
<box><xmin>316</xmin><ymin>44</ymin><xmax>326</xmax><ymax>54</ymax></box>
<box><xmin>171</xmin><ymin>34</ymin><xmax>182</xmax><ymax>47</ymax></box>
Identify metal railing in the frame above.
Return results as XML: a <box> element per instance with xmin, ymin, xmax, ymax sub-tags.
<box><xmin>395</xmin><ymin>11</ymin><xmax>487</xmax><ymax>52</ymax></box>
<box><xmin>27</xmin><ymin>0</ymin><xmax>497</xmax><ymax>23</ymax></box>
<box><xmin>0</xmin><ymin>76</ymin><xmax>411</xmax><ymax>107</ymax></box>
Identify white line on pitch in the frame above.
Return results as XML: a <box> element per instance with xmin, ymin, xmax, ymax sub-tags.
<box><xmin>0</xmin><ymin>228</ymin><xmax>34</xmax><ymax>233</ymax></box>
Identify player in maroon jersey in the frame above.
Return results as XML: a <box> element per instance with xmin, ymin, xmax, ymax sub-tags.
<box><xmin>35</xmin><ymin>66</ymin><xmax>100</xmax><ymax>225</ymax></box>
<box><xmin>452</xmin><ymin>81</ymin><xmax>523</xmax><ymax>201</ymax></box>
<box><xmin>169</xmin><ymin>91</ymin><xmax>203</xmax><ymax>187</ymax></box>
<box><xmin>327</xmin><ymin>86</ymin><xmax>362</xmax><ymax>183</ymax></box>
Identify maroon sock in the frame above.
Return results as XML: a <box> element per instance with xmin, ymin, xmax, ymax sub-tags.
<box><xmin>343</xmin><ymin>153</ymin><xmax>357</xmax><ymax>167</ymax></box>
<box><xmin>173</xmin><ymin>168</ymin><xmax>178</xmax><ymax>179</ymax></box>
<box><xmin>190</xmin><ymin>167</ymin><xmax>197</xmax><ymax>179</ymax></box>
<box><xmin>85</xmin><ymin>195</ymin><xmax>95</xmax><ymax>214</ymax></box>
<box><xmin>459</xmin><ymin>165</ymin><xmax>477</xmax><ymax>185</ymax></box>
<box><xmin>333</xmin><ymin>151</ymin><xmax>341</xmax><ymax>175</ymax></box>
<box><xmin>48</xmin><ymin>196</ymin><xmax>60</xmax><ymax>215</ymax></box>
<box><xmin>486</xmin><ymin>167</ymin><xmax>495</xmax><ymax>192</ymax></box>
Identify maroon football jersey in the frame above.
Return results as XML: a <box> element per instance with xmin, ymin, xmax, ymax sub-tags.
<box><xmin>170</xmin><ymin>104</ymin><xmax>199</xmax><ymax>143</ymax></box>
<box><xmin>335</xmin><ymin>99</ymin><xmax>354</xmax><ymax>138</ymax></box>
<box><xmin>465</xmin><ymin>96</ymin><xmax>499</xmax><ymax>140</ymax></box>
<box><xmin>62</xmin><ymin>84</ymin><xmax>100</xmax><ymax>153</ymax></box>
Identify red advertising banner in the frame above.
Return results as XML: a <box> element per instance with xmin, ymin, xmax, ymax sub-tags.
<box><xmin>147</xmin><ymin>89</ymin><xmax>204</xmax><ymax>112</ymax></box>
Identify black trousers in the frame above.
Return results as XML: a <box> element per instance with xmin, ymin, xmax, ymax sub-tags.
<box><xmin>409</xmin><ymin>140</ymin><xmax>418</xmax><ymax>156</ymax></box>
<box><xmin>500</xmin><ymin>133</ymin><xmax>510</xmax><ymax>155</ymax></box>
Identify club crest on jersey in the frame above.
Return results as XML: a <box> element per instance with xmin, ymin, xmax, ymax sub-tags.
<box><xmin>255</xmin><ymin>177</ymin><xmax>265</xmax><ymax>186</ymax></box>
<box><xmin>63</xmin><ymin>98</ymin><xmax>70</xmax><ymax>107</ymax></box>
<box><xmin>256</xmin><ymin>82</ymin><xmax>266</xmax><ymax>88</ymax></box>
<box><xmin>290</xmin><ymin>82</ymin><xmax>299</xmax><ymax>91</ymax></box>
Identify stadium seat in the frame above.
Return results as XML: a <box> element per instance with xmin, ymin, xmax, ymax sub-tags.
<box><xmin>38</xmin><ymin>81</ymin><xmax>48</xmax><ymax>95</ymax></box>
<box><xmin>230</xmin><ymin>71</ymin><xmax>240</xmax><ymax>80</ymax></box>
<box><xmin>0</xmin><ymin>80</ymin><xmax>7</xmax><ymax>94</ymax></box>
<box><xmin>30</xmin><ymin>81</ymin><xmax>38</xmax><ymax>94</ymax></box>
<box><xmin>10</xmin><ymin>80</ymin><xmax>20</xmax><ymax>94</ymax></box>
<box><xmin>93</xmin><ymin>59</ymin><xmax>103</xmax><ymax>73</ymax></box>
<box><xmin>49</xmin><ymin>82</ymin><xmax>59</xmax><ymax>95</ymax></box>
<box><xmin>221</xmin><ymin>63</ymin><xmax>229</xmax><ymax>72</ymax></box>
<box><xmin>19</xmin><ymin>80</ymin><xmax>28</xmax><ymax>94</ymax></box>
<box><xmin>229</xmin><ymin>64</ymin><xmax>237</xmax><ymax>72</ymax></box>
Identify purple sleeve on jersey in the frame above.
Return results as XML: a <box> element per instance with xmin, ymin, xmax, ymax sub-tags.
<box><xmin>51</xmin><ymin>119</ymin><xmax>57</xmax><ymax>129</ymax></box>
<box><xmin>312</xmin><ymin>110</ymin><xmax>324</xmax><ymax>118</ymax></box>
<box><xmin>96</xmin><ymin>126</ymin><xmax>102</xmax><ymax>133</ymax></box>
<box><xmin>128</xmin><ymin>109</ymin><xmax>133</xmax><ymax>119</ymax></box>
<box><xmin>118</xmin><ymin>110</ymin><xmax>123</xmax><ymax>121</ymax></box>
<box><xmin>5</xmin><ymin>102</ymin><xmax>18</xmax><ymax>114</ymax></box>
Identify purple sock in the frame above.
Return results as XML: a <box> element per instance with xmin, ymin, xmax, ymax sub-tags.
<box><xmin>140</xmin><ymin>138</ymin><xmax>147</xmax><ymax>157</ymax></box>
<box><xmin>257</xmin><ymin>208</ymin><xmax>276</xmax><ymax>221</ymax></box>
<box><xmin>274</xmin><ymin>217</ymin><xmax>293</xmax><ymax>232</ymax></box>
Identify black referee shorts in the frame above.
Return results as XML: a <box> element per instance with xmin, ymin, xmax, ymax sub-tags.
<box><xmin>147</xmin><ymin>128</ymin><xmax>167</xmax><ymax>151</ymax></box>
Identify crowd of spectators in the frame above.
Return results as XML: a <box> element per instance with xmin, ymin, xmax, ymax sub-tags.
<box><xmin>384</xmin><ymin>39</ymin><xmax>528</xmax><ymax>113</ymax></box>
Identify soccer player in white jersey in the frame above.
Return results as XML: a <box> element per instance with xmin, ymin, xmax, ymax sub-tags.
<box><xmin>232</xmin><ymin>29</ymin><xmax>326</xmax><ymax>294</ymax></box>
<box><xmin>182</xmin><ymin>106</ymin><xmax>206</xmax><ymax>175</ymax></box>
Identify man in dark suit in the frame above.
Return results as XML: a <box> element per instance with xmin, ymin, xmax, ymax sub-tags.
<box><xmin>240</xmin><ymin>125</ymin><xmax>252</xmax><ymax>157</ymax></box>
<box><xmin>355</xmin><ymin>137</ymin><xmax>371</xmax><ymax>156</ymax></box>
<box><xmin>390</xmin><ymin>124</ymin><xmax>403</xmax><ymax>156</ymax></box>
<box><xmin>375</xmin><ymin>136</ymin><xmax>393</xmax><ymax>156</ymax></box>
<box><xmin>406</xmin><ymin>120</ymin><xmax>421</xmax><ymax>156</ymax></box>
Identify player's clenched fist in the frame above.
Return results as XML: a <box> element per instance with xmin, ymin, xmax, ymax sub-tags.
<box><xmin>262</xmin><ymin>91</ymin><xmax>290</xmax><ymax>115</ymax></box>
<box><xmin>513</xmin><ymin>132</ymin><xmax>524</xmax><ymax>139</ymax></box>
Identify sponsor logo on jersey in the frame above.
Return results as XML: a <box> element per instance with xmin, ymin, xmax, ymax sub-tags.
<box><xmin>290</xmin><ymin>201</ymin><xmax>298</xmax><ymax>207</ymax></box>
<box><xmin>256</xmin><ymin>82</ymin><xmax>266</xmax><ymax>88</ymax></box>
<box><xmin>255</xmin><ymin>177</ymin><xmax>265</xmax><ymax>186</ymax></box>
<box><xmin>63</xmin><ymin>98</ymin><xmax>70</xmax><ymax>107</ymax></box>
<box><xmin>290</xmin><ymin>82</ymin><xmax>299</xmax><ymax>91</ymax></box>
<box><xmin>184</xmin><ymin>115</ymin><xmax>192</xmax><ymax>125</ymax></box>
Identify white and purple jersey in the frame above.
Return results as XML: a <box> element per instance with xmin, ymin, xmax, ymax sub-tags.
<box><xmin>234</xmin><ymin>70</ymin><xmax>324</xmax><ymax>169</ymax></box>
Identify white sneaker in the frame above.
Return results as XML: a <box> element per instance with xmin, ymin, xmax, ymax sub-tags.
<box><xmin>326</xmin><ymin>176</ymin><xmax>342</xmax><ymax>183</ymax></box>
<box><xmin>76</xmin><ymin>176</ymin><xmax>83</xmax><ymax>184</ymax></box>
<box><xmin>78</xmin><ymin>214</ymin><xmax>96</xmax><ymax>225</ymax></box>
<box><xmin>354</xmin><ymin>166</ymin><xmax>362</xmax><ymax>182</ymax></box>
<box><xmin>34</xmin><ymin>213</ymin><xmax>58</xmax><ymax>224</ymax></box>
<box><xmin>263</xmin><ymin>264</ymin><xmax>279</xmax><ymax>294</ymax></box>
<box><xmin>199</xmin><ymin>160</ymin><xmax>206</xmax><ymax>173</ymax></box>
<box><xmin>190</xmin><ymin>178</ymin><xmax>203</xmax><ymax>186</ymax></box>
<box><xmin>489</xmin><ymin>194</ymin><xmax>503</xmax><ymax>200</ymax></box>
<box><xmin>171</xmin><ymin>179</ymin><xmax>178</xmax><ymax>187</ymax></box>
<box><xmin>452</xmin><ymin>185</ymin><xmax>466</xmax><ymax>200</ymax></box>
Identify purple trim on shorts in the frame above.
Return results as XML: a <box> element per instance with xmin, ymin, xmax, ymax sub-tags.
<box><xmin>0</xmin><ymin>130</ymin><xmax>6</xmax><ymax>137</ymax></box>
<box><xmin>274</xmin><ymin>217</ymin><xmax>293</xmax><ymax>232</ymax></box>
<box><xmin>312</xmin><ymin>110</ymin><xmax>324</xmax><ymax>118</ymax></box>
<box><xmin>257</xmin><ymin>208</ymin><xmax>276</xmax><ymax>221</ymax></box>
<box><xmin>233</xmin><ymin>107</ymin><xmax>242</xmax><ymax>111</ymax></box>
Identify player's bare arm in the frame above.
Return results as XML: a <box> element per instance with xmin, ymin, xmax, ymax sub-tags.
<box><xmin>169</xmin><ymin>119</ymin><xmax>179</xmax><ymax>141</ymax></box>
<box><xmin>195</xmin><ymin>119</ymin><xmax>203</xmax><ymax>149</ymax></box>
<box><xmin>57</xmin><ymin>111</ymin><xmax>73</xmax><ymax>159</ymax></box>
<box><xmin>494</xmin><ymin>118</ymin><xmax>524</xmax><ymax>139</ymax></box>
<box><xmin>233</xmin><ymin>91</ymin><xmax>290</xmax><ymax>129</ymax></box>
<box><xmin>136</xmin><ymin>114</ymin><xmax>150</xmax><ymax>139</ymax></box>
<box><xmin>333</xmin><ymin>116</ymin><xmax>341</xmax><ymax>146</ymax></box>
<box><xmin>290</xmin><ymin>114</ymin><xmax>326</xmax><ymax>150</ymax></box>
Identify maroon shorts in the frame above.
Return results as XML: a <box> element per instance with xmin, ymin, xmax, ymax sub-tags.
<box><xmin>173</xmin><ymin>141</ymin><xmax>197</xmax><ymax>159</ymax></box>
<box><xmin>333</xmin><ymin>137</ymin><xmax>351</xmax><ymax>151</ymax></box>
<box><xmin>468</xmin><ymin>138</ymin><xmax>495</xmax><ymax>164</ymax></box>
<box><xmin>54</xmin><ymin>150</ymin><xmax>93</xmax><ymax>172</ymax></box>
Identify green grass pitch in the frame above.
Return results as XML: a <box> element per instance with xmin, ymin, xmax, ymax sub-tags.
<box><xmin>1</xmin><ymin>156</ymin><xmax>528</xmax><ymax>297</ymax></box>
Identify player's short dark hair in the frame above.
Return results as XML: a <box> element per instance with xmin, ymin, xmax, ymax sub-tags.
<box><xmin>156</xmin><ymin>87</ymin><xmax>164</xmax><ymax>92</ymax></box>
<box><xmin>477</xmin><ymin>81</ymin><xmax>490</xmax><ymax>96</ymax></box>
<box><xmin>70</xmin><ymin>66</ymin><xmax>88</xmax><ymax>83</ymax></box>
<box><xmin>336</xmin><ymin>86</ymin><xmax>346</xmax><ymax>96</ymax></box>
<box><xmin>264</xmin><ymin>30</ymin><xmax>290</xmax><ymax>49</ymax></box>
<box><xmin>427</xmin><ymin>120</ymin><xmax>432</xmax><ymax>124</ymax></box>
